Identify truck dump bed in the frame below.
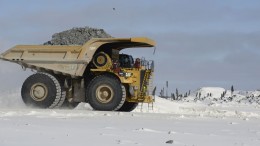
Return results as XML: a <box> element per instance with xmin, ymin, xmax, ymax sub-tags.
<box><xmin>0</xmin><ymin>37</ymin><xmax>155</xmax><ymax>77</ymax></box>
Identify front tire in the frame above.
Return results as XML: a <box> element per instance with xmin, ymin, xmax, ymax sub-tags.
<box><xmin>117</xmin><ymin>101</ymin><xmax>138</xmax><ymax>112</ymax></box>
<box><xmin>21</xmin><ymin>72</ymin><xmax>63</xmax><ymax>108</ymax></box>
<box><xmin>86</xmin><ymin>75</ymin><xmax>126</xmax><ymax>111</ymax></box>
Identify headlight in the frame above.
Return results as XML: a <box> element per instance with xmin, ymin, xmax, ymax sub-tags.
<box><xmin>119</xmin><ymin>71</ymin><xmax>133</xmax><ymax>78</ymax></box>
<box><xmin>125</xmin><ymin>72</ymin><xmax>133</xmax><ymax>77</ymax></box>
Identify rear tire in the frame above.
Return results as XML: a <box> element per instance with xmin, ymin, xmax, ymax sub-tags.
<box><xmin>21</xmin><ymin>72</ymin><xmax>63</xmax><ymax>108</ymax></box>
<box><xmin>86</xmin><ymin>75</ymin><xmax>125</xmax><ymax>111</ymax></box>
<box><xmin>54</xmin><ymin>75</ymin><xmax>66</xmax><ymax>108</ymax></box>
<box><xmin>117</xmin><ymin>101</ymin><xmax>138</xmax><ymax>112</ymax></box>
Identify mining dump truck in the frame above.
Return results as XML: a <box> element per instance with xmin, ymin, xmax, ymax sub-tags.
<box><xmin>0</xmin><ymin>37</ymin><xmax>156</xmax><ymax>111</ymax></box>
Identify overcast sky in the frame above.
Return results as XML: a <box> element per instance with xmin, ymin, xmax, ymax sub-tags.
<box><xmin>0</xmin><ymin>0</ymin><xmax>260</xmax><ymax>93</ymax></box>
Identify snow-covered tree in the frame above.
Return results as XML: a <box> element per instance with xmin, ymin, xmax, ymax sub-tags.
<box><xmin>171</xmin><ymin>93</ymin><xmax>175</xmax><ymax>100</ymax></box>
<box><xmin>175</xmin><ymin>88</ymin><xmax>179</xmax><ymax>100</ymax></box>
<box><xmin>231</xmin><ymin>85</ymin><xmax>234</xmax><ymax>96</ymax></box>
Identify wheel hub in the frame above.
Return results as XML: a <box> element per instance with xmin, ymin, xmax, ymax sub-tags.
<box><xmin>30</xmin><ymin>83</ymin><xmax>48</xmax><ymax>101</ymax></box>
<box><xmin>97</xmin><ymin>56</ymin><xmax>106</xmax><ymax>65</ymax></box>
<box><xmin>96</xmin><ymin>85</ymin><xmax>114</xmax><ymax>103</ymax></box>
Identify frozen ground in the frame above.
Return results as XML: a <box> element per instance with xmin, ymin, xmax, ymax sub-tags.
<box><xmin>1</xmin><ymin>88</ymin><xmax>260</xmax><ymax>146</ymax></box>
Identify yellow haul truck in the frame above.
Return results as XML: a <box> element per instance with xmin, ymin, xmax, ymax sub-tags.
<box><xmin>0</xmin><ymin>37</ymin><xmax>156</xmax><ymax>111</ymax></box>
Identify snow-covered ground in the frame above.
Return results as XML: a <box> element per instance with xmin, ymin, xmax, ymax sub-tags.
<box><xmin>1</xmin><ymin>87</ymin><xmax>260</xmax><ymax>146</ymax></box>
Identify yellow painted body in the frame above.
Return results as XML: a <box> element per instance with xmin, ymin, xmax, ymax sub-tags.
<box><xmin>0</xmin><ymin>37</ymin><xmax>155</xmax><ymax>77</ymax></box>
<box><xmin>0</xmin><ymin>37</ymin><xmax>156</xmax><ymax>103</ymax></box>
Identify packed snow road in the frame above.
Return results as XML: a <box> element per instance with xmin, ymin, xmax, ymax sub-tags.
<box><xmin>1</xmin><ymin>109</ymin><xmax>260</xmax><ymax>146</ymax></box>
<box><xmin>1</xmin><ymin>90</ymin><xmax>260</xmax><ymax>146</ymax></box>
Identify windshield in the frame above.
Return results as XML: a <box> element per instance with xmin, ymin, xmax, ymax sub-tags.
<box><xmin>119</xmin><ymin>54</ymin><xmax>134</xmax><ymax>68</ymax></box>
